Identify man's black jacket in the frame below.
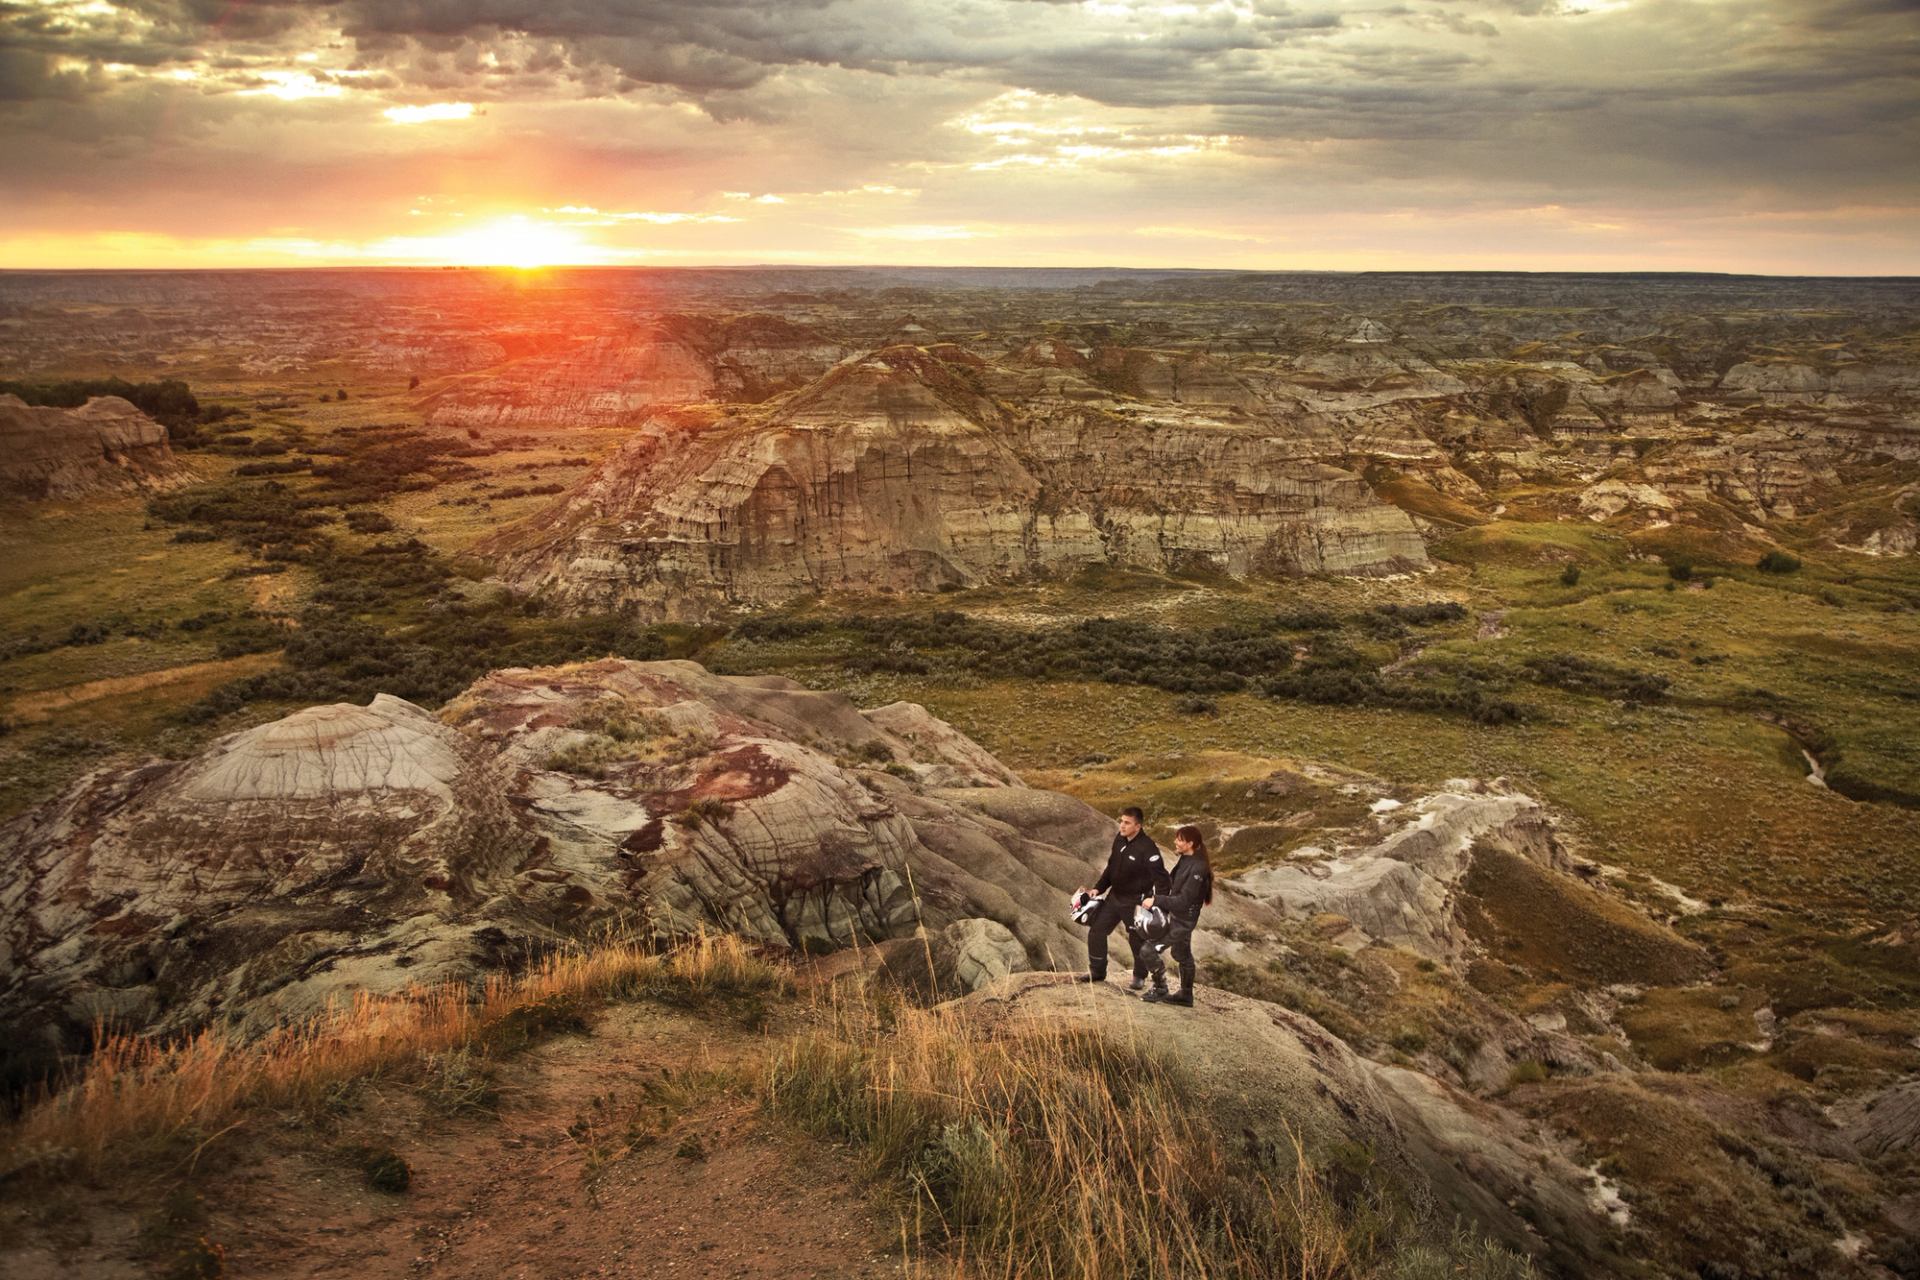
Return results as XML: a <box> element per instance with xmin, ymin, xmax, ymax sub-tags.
<box><xmin>1158</xmin><ymin>855</ymin><xmax>1213</xmax><ymax>924</ymax></box>
<box><xmin>1094</xmin><ymin>830</ymin><xmax>1170</xmax><ymax>901</ymax></box>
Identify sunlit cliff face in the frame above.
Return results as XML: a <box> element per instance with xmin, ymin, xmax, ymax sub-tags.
<box><xmin>0</xmin><ymin>0</ymin><xmax>1913</xmax><ymax>272</ymax></box>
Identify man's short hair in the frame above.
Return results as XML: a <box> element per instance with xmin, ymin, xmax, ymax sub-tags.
<box><xmin>1120</xmin><ymin>806</ymin><xmax>1145</xmax><ymax>823</ymax></box>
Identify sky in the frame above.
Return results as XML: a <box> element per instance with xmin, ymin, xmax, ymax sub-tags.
<box><xmin>0</xmin><ymin>0</ymin><xmax>1915</xmax><ymax>272</ymax></box>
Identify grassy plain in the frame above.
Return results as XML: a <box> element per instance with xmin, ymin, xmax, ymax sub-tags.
<box><xmin>3</xmin><ymin>375</ymin><xmax>1918</xmax><ymax>1273</ymax></box>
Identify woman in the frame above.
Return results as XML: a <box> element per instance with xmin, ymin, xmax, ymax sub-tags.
<box><xmin>1140</xmin><ymin>824</ymin><xmax>1213</xmax><ymax>1007</ymax></box>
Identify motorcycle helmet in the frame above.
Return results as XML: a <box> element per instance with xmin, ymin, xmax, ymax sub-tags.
<box><xmin>1130</xmin><ymin>903</ymin><xmax>1171</xmax><ymax>951</ymax></box>
<box><xmin>1069</xmin><ymin>889</ymin><xmax>1102</xmax><ymax>925</ymax></box>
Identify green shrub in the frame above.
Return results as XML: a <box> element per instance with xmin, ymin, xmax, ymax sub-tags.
<box><xmin>344</xmin><ymin>510</ymin><xmax>396</xmax><ymax>534</ymax></box>
<box><xmin>675</xmin><ymin>796</ymin><xmax>734</xmax><ymax>828</ymax></box>
<box><xmin>360</xmin><ymin>1148</ymin><xmax>411</xmax><ymax>1193</ymax></box>
<box><xmin>1506</xmin><ymin>1060</ymin><xmax>1549</xmax><ymax>1087</ymax></box>
<box><xmin>1560</xmin><ymin>564</ymin><xmax>1582</xmax><ymax>586</ymax></box>
<box><xmin>1522</xmin><ymin>654</ymin><xmax>1668</xmax><ymax>704</ymax></box>
<box><xmin>1757</xmin><ymin>550</ymin><xmax>1802</xmax><ymax>574</ymax></box>
<box><xmin>0</xmin><ymin>376</ymin><xmax>203</xmax><ymax>427</ymax></box>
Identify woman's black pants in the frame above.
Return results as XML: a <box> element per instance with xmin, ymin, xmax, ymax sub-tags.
<box><xmin>1147</xmin><ymin>918</ymin><xmax>1197</xmax><ymax>991</ymax></box>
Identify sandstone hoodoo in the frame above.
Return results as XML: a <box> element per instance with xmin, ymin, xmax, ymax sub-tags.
<box><xmin>0</xmin><ymin>394</ymin><xmax>184</xmax><ymax>499</ymax></box>
<box><xmin>478</xmin><ymin>343</ymin><xmax>1430</xmax><ymax>619</ymax></box>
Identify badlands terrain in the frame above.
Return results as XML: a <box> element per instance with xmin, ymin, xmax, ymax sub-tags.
<box><xmin>0</xmin><ymin>267</ymin><xmax>1917</xmax><ymax>1279</ymax></box>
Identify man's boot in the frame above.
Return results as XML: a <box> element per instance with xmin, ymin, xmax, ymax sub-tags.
<box><xmin>1141</xmin><ymin>974</ymin><xmax>1171</xmax><ymax>1003</ymax></box>
<box><xmin>1164</xmin><ymin>986</ymin><xmax>1194</xmax><ymax>1006</ymax></box>
<box><xmin>1127</xmin><ymin>974</ymin><xmax>1147</xmax><ymax>992</ymax></box>
<box><xmin>1076</xmin><ymin>962</ymin><xmax>1107</xmax><ymax>984</ymax></box>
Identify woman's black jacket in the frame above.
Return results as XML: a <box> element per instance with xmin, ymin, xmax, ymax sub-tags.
<box><xmin>1158</xmin><ymin>855</ymin><xmax>1213</xmax><ymax>925</ymax></box>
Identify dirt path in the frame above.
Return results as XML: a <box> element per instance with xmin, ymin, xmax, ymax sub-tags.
<box><xmin>5</xmin><ymin>1001</ymin><xmax>905</xmax><ymax>1280</ymax></box>
<box><xmin>4</xmin><ymin>653</ymin><xmax>279</xmax><ymax>722</ymax></box>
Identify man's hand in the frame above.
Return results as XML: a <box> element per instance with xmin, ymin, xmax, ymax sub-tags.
<box><xmin>1141</xmin><ymin>897</ymin><xmax>1155</xmax><ymax>909</ymax></box>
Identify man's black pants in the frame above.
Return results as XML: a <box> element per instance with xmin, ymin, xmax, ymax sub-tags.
<box><xmin>1085</xmin><ymin>895</ymin><xmax>1148</xmax><ymax>981</ymax></box>
<box><xmin>1147</xmin><ymin>917</ymin><xmax>1197</xmax><ymax>991</ymax></box>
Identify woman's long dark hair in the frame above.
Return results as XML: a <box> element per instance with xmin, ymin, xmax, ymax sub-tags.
<box><xmin>1173</xmin><ymin>824</ymin><xmax>1214</xmax><ymax>905</ymax></box>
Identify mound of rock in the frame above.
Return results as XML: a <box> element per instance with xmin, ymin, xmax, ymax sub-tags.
<box><xmin>1720</xmin><ymin>358</ymin><xmax>1920</xmax><ymax>404</ymax></box>
<box><xmin>1232</xmin><ymin>785</ymin><xmax>1563</xmax><ymax>959</ymax></box>
<box><xmin>1228</xmin><ymin>782</ymin><xmax>1708</xmax><ymax>982</ymax></box>
<box><xmin>0</xmin><ymin>659</ymin><xmax>1123</xmax><ymax>1053</ymax></box>
<box><xmin>0</xmin><ymin>394</ymin><xmax>184</xmax><ymax>499</ymax></box>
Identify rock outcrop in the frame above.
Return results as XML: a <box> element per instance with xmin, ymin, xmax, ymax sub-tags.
<box><xmin>0</xmin><ymin>661</ymin><xmax>1673</xmax><ymax>1064</ymax></box>
<box><xmin>0</xmin><ymin>394</ymin><xmax>184</xmax><ymax>499</ymax></box>
<box><xmin>1232</xmin><ymin>785</ymin><xmax>1557</xmax><ymax>959</ymax></box>
<box><xmin>969</xmin><ymin>976</ymin><xmax>1636</xmax><ymax>1276</ymax></box>
<box><xmin>0</xmin><ymin>659</ymin><xmax>1122</xmax><ymax>1053</ymax></box>
<box><xmin>478</xmin><ymin>344</ymin><xmax>1429</xmax><ymax>619</ymax></box>
<box><xmin>0</xmin><ymin>657</ymin><xmax>1828</xmax><ymax>1274</ymax></box>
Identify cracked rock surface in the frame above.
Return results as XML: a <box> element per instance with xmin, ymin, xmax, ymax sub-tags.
<box><xmin>0</xmin><ymin>659</ymin><xmax>1120</xmax><ymax>1053</ymax></box>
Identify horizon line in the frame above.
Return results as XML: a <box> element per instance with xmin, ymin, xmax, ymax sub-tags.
<box><xmin>1</xmin><ymin>263</ymin><xmax>1917</xmax><ymax>281</ymax></box>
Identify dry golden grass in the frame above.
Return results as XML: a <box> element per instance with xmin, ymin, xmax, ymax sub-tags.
<box><xmin>1</xmin><ymin>931</ymin><xmax>786</xmax><ymax>1179</ymax></box>
<box><xmin>766</xmin><ymin>982</ymin><xmax>1533</xmax><ymax>1280</ymax></box>
<box><xmin>4</xmin><ymin>926</ymin><xmax>1535</xmax><ymax>1279</ymax></box>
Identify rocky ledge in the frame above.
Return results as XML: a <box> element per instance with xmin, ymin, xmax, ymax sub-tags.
<box><xmin>0</xmin><ymin>394</ymin><xmax>185</xmax><ymax>500</ymax></box>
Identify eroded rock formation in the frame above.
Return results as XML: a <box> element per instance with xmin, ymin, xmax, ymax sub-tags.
<box><xmin>423</xmin><ymin>315</ymin><xmax>849</xmax><ymax>430</ymax></box>
<box><xmin>0</xmin><ymin>394</ymin><xmax>184</xmax><ymax>499</ymax></box>
<box><xmin>970</xmin><ymin>976</ymin><xmax>1634</xmax><ymax>1276</ymax></box>
<box><xmin>0</xmin><ymin>659</ymin><xmax>1119</xmax><ymax>1052</ymax></box>
<box><xmin>478</xmin><ymin>344</ymin><xmax>1430</xmax><ymax>618</ymax></box>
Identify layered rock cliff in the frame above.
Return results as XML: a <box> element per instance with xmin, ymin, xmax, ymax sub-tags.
<box><xmin>477</xmin><ymin>344</ymin><xmax>1430</xmax><ymax>619</ymax></box>
<box><xmin>0</xmin><ymin>394</ymin><xmax>185</xmax><ymax>500</ymax></box>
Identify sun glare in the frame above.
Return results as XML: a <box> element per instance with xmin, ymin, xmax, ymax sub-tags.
<box><xmin>415</xmin><ymin>215</ymin><xmax>601</xmax><ymax>268</ymax></box>
<box><xmin>383</xmin><ymin>102</ymin><xmax>476</xmax><ymax>125</ymax></box>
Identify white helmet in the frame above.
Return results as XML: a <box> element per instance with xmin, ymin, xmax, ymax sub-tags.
<box><xmin>1069</xmin><ymin>889</ymin><xmax>1101</xmax><ymax>925</ymax></box>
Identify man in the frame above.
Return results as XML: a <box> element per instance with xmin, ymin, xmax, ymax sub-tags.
<box><xmin>1075</xmin><ymin>806</ymin><xmax>1170</xmax><ymax>988</ymax></box>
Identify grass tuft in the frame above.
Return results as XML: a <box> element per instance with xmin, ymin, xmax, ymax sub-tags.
<box><xmin>0</xmin><ymin>932</ymin><xmax>787</xmax><ymax>1182</ymax></box>
<box><xmin>765</xmin><ymin>983</ymin><xmax>1533</xmax><ymax>1280</ymax></box>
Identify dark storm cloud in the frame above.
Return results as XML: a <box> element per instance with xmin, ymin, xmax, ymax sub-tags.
<box><xmin>0</xmin><ymin>44</ymin><xmax>99</xmax><ymax>100</ymax></box>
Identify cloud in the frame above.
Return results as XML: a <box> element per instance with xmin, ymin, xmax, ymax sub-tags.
<box><xmin>0</xmin><ymin>0</ymin><xmax>1911</xmax><ymax>270</ymax></box>
<box><xmin>383</xmin><ymin>99</ymin><xmax>474</xmax><ymax>122</ymax></box>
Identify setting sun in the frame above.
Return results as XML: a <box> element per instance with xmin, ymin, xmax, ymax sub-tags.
<box><xmin>411</xmin><ymin>215</ymin><xmax>605</xmax><ymax>269</ymax></box>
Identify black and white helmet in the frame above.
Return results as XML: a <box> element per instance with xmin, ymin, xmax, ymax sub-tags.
<box><xmin>1131</xmin><ymin>903</ymin><xmax>1171</xmax><ymax>950</ymax></box>
<box><xmin>1069</xmin><ymin>889</ymin><xmax>1101</xmax><ymax>925</ymax></box>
